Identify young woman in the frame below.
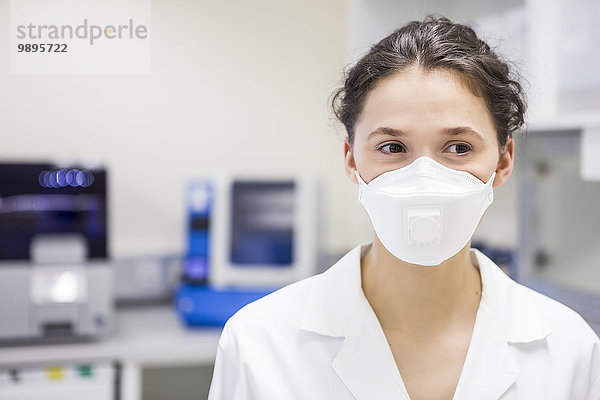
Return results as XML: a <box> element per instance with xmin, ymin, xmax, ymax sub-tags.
<box><xmin>208</xmin><ymin>16</ymin><xmax>600</xmax><ymax>400</ymax></box>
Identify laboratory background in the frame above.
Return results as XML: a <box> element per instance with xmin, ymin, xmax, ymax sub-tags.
<box><xmin>1</xmin><ymin>0</ymin><xmax>599</xmax><ymax>398</ymax></box>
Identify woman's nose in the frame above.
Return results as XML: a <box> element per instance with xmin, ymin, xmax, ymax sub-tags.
<box><xmin>406</xmin><ymin>150</ymin><xmax>438</xmax><ymax>164</ymax></box>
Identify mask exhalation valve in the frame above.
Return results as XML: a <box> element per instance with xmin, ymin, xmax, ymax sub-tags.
<box><xmin>407</xmin><ymin>208</ymin><xmax>441</xmax><ymax>246</ymax></box>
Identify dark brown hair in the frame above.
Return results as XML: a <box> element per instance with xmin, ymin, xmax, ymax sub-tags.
<box><xmin>331</xmin><ymin>15</ymin><xmax>526</xmax><ymax>150</ymax></box>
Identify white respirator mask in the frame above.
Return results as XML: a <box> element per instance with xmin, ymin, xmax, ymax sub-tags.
<box><xmin>355</xmin><ymin>156</ymin><xmax>495</xmax><ymax>266</ymax></box>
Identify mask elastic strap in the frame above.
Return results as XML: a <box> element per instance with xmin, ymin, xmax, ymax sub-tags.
<box><xmin>354</xmin><ymin>169</ymin><xmax>367</xmax><ymax>185</ymax></box>
<box><xmin>486</xmin><ymin>171</ymin><xmax>497</xmax><ymax>186</ymax></box>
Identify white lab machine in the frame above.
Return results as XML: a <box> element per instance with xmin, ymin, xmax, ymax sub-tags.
<box><xmin>208</xmin><ymin>175</ymin><xmax>319</xmax><ymax>288</ymax></box>
<box><xmin>0</xmin><ymin>162</ymin><xmax>113</xmax><ymax>343</ymax></box>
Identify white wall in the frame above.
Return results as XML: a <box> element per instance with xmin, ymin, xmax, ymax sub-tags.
<box><xmin>1</xmin><ymin>0</ymin><xmax>366</xmax><ymax>257</ymax></box>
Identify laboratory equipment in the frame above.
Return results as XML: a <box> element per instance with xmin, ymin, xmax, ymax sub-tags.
<box><xmin>209</xmin><ymin>176</ymin><xmax>319</xmax><ymax>288</ymax></box>
<box><xmin>0</xmin><ymin>162</ymin><xmax>113</xmax><ymax>343</ymax></box>
<box><xmin>176</xmin><ymin>176</ymin><xmax>319</xmax><ymax>326</ymax></box>
<box><xmin>113</xmin><ymin>254</ymin><xmax>180</xmax><ymax>305</ymax></box>
<box><xmin>176</xmin><ymin>285</ymin><xmax>277</xmax><ymax>326</ymax></box>
<box><xmin>182</xmin><ymin>180</ymin><xmax>213</xmax><ymax>285</ymax></box>
<box><xmin>0</xmin><ymin>360</ymin><xmax>119</xmax><ymax>400</ymax></box>
<box><xmin>516</xmin><ymin>128</ymin><xmax>600</xmax><ymax>333</ymax></box>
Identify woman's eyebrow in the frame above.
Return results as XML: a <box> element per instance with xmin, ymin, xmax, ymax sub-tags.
<box><xmin>441</xmin><ymin>126</ymin><xmax>484</xmax><ymax>140</ymax></box>
<box><xmin>367</xmin><ymin>126</ymin><xmax>484</xmax><ymax>140</ymax></box>
<box><xmin>367</xmin><ymin>126</ymin><xmax>408</xmax><ymax>140</ymax></box>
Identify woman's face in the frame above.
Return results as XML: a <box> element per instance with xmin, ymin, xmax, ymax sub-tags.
<box><xmin>344</xmin><ymin>66</ymin><xmax>514</xmax><ymax>187</ymax></box>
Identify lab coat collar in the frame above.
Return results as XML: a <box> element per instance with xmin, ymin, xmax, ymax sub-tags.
<box><xmin>300</xmin><ymin>243</ymin><xmax>553</xmax><ymax>400</ymax></box>
<box><xmin>470</xmin><ymin>247</ymin><xmax>553</xmax><ymax>344</ymax></box>
<box><xmin>300</xmin><ymin>243</ymin><xmax>365</xmax><ymax>338</ymax></box>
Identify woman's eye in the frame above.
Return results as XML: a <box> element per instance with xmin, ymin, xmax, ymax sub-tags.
<box><xmin>379</xmin><ymin>143</ymin><xmax>405</xmax><ymax>154</ymax></box>
<box><xmin>446</xmin><ymin>143</ymin><xmax>472</xmax><ymax>154</ymax></box>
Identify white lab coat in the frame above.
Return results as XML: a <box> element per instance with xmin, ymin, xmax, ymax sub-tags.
<box><xmin>208</xmin><ymin>243</ymin><xmax>600</xmax><ymax>400</ymax></box>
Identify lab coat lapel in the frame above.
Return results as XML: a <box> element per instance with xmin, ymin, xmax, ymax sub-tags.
<box><xmin>331</xmin><ymin>293</ymin><xmax>410</xmax><ymax>400</ymax></box>
<box><xmin>452</xmin><ymin>249</ymin><xmax>553</xmax><ymax>400</ymax></box>
<box><xmin>451</xmin><ymin>300</ymin><xmax>520</xmax><ymax>399</ymax></box>
<box><xmin>301</xmin><ymin>243</ymin><xmax>408</xmax><ymax>399</ymax></box>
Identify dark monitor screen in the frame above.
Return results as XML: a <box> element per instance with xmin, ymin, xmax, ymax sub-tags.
<box><xmin>229</xmin><ymin>181</ymin><xmax>295</xmax><ymax>266</ymax></box>
<box><xmin>0</xmin><ymin>163</ymin><xmax>107</xmax><ymax>261</ymax></box>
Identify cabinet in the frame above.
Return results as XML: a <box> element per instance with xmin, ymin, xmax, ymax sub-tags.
<box><xmin>0</xmin><ymin>306</ymin><xmax>221</xmax><ymax>400</ymax></box>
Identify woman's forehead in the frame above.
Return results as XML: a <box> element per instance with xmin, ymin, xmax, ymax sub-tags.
<box><xmin>355</xmin><ymin>67</ymin><xmax>496</xmax><ymax>141</ymax></box>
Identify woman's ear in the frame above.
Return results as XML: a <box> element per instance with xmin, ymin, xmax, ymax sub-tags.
<box><xmin>493</xmin><ymin>136</ymin><xmax>515</xmax><ymax>188</ymax></box>
<box><xmin>344</xmin><ymin>137</ymin><xmax>359</xmax><ymax>184</ymax></box>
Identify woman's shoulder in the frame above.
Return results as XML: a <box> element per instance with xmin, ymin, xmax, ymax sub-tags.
<box><xmin>223</xmin><ymin>272</ymin><xmax>323</xmax><ymax>334</ymax></box>
<box><xmin>513</xmin><ymin>280</ymin><xmax>600</xmax><ymax>346</ymax></box>
<box><xmin>474</xmin><ymin>248</ymin><xmax>599</xmax><ymax>347</ymax></box>
<box><xmin>223</xmin><ymin>244</ymin><xmax>364</xmax><ymax>336</ymax></box>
